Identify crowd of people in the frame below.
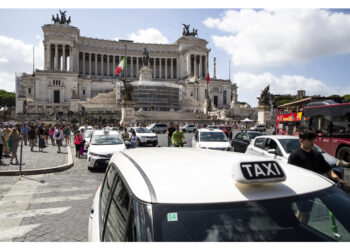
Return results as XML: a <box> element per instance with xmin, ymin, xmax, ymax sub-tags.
<box><xmin>0</xmin><ymin>123</ymin><xmax>72</xmax><ymax>165</ymax></box>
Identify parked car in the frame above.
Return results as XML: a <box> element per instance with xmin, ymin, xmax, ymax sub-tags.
<box><xmin>87</xmin><ymin>130</ymin><xmax>125</xmax><ymax>170</ymax></box>
<box><xmin>245</xmin><ymin>135</ymin><xmax>344</xmax><ymax>178</ymax></box>
<box><xmin>192</xmin><ymin>128</ymin><xmax>231</xmax><ymax>151</ymax></box>
<box><xmin>217</xmin><ymin>125</ymin><xmax>233</xmax><ymax>139</ymax></box>
<box><xmin>249</xmin><ymin>124</ymin><xmax>266</xmax><ymax>132</ymax></box>
<box><xmin>146</xmin><ymin>123</ymin><xmax>168</xmax><ymax>134</ymax></box>
<box><xmin>88</xmin><ymin>148</ymin><xmax>350</xmax><ymax>242</ymax></box>
<box><xmin>127</xmin><ymin>127</ymin><xmax>158</xmax><ymax>147</ymax></box>
<box><xmin>180</xmin><ymin>124</ymin><xmax>197</xmax><ymax>133</ymax></box>
<box><xmin>231</xmin><ymin>131</ymin><xmax>266</xmax><ymax>153</ymax></box>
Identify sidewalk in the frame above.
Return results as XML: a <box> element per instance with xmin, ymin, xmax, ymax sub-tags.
<box><xmin>0</xmin><ymin>140</ymin><xmax>73</xmax><ymax>176</ymax></box>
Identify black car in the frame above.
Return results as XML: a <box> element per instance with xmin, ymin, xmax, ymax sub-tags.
<box><xmin>231</xmin><ymin>131</ymin><xmax>266</xmax><ymax>153</ymax></box>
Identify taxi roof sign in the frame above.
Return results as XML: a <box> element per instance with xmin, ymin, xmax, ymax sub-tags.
<box><xmin>233</xmin><ymin>161</ymin><xmax>286</xmax><ymax>184</ymax></box>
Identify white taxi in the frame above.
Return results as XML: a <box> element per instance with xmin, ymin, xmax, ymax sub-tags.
<box><xmin>87</xmin><ymin>130</ymin><xmax>125</xmax><ymax>170</ymax></box>
<box><xmin>192</xmin><ymin>128</ymin><xmax>231</xmax><ymax>151</ymax></box>
<box><xmin>88</xmin><ymin>148</ymin><xmax>350</xmax><ymax>241</ymax></box>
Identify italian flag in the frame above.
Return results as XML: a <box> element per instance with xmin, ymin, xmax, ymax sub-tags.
<box><xmin>115</xmin><ymin>57</ymin><xmax>125</xmax><ymax>75</ymax></box>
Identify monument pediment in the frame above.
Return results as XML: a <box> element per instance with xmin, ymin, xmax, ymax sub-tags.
<box><xmin>45</xmin><ymin>32</ymin><xmax>75</xmax><ymax>42</ymax></box>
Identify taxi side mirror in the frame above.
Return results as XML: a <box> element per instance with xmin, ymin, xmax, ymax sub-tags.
<box><xmin>267</xmin><ymin>149</ymin><xmax>277</xmax><ymax>154</ymax></box>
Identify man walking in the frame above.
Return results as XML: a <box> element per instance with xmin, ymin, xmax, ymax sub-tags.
<box><xmin>288</xmin><ymin>130</ymin><xmax>348</xmax><ymax>224</ymax></box>
<box><xmin>172</xmin><ymin>124</ymin><xmax>185</xmax><ymax>147</ymax></box>
<box><xmin>166</xmin><ymin>122</ymin><xmax>176</xmax><ymax>147</ymax></box>
<box><xmin>55</xmin><ymin>126</ymin><xmax>64</xmax><ymax>153</ymax></box>
<box><xmin>28</xmin><ymin>125</ymin><xmax>36</xmax><ymax>151</ymax></box>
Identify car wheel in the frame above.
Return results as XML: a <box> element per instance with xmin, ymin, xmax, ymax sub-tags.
<box><xmin>337</xmin><ymin>146</ymin><xmax>350</xmax><ymax>162</ymax></box>
<box><xmin>152</xmin><ymin>141</ymin><xmax>158</xmax><ymax>147</ymax></box>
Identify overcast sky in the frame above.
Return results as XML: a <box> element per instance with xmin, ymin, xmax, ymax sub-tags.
<box><xmin>1</xmin><ymin>8</ymin><xmax>350</xmax><ymax>107</ymax></box>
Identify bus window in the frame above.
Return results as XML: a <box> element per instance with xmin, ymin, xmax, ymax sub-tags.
<box><xmin>332</xmin><ymin>106</ymin><xmax>350</xmax><ymax>137</ymax></box>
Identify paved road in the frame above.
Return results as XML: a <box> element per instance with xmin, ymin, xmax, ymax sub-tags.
<box><xmin>0</xmin><ymin>141</ymin><xmax>68</xmax><ymax>171</ymax></box>
<box><xmin>0</xmin><ymin>146</ymin><xmax>105</xmax><ymax>242</ymax></box>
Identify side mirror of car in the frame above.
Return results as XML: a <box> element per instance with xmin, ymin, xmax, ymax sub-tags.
<box><xmin>267</xmin><ymin>149</ymin><xmax>276</xmax><ymax>154</ymax></box>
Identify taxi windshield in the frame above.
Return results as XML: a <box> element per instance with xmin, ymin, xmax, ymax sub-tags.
<box><xmin>91</xmin><ymin>134</ymin><xmax>123</xmax><ymax>145</ymax></box>
<box><xmin>200</xmin><ymin>132</ymin><xmax>228</xmax><ymax>142</ymax></box>
<box><xmin>153</xmin><ymin>186</ymin><xmax>350</xmax><ymax>242</ymax></box>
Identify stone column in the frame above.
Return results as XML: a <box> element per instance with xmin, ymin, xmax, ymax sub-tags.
<box><xmin>159</xmin><ymin>58</ymin><xmax>162</xmax><ymax>78</ymax></box>
<box><xmin>136</xmin><ymin>57</ymin><xmax>139</xmax><ymax>75</ymax></box>
<box><xmin>48</xmin><ymin>43</ymin><xmax>51</xmax><ymax>71</ymax></box>
<box><xmin>186</xmin><ymin>54</ymin><xmax>191</xmax><ymax>76</ymax></box>
<box><xmin>131</xmin><ymin>57</ymin><xmax>134</xmax><ymax>78</ymax></box>
<box><xmin>153</xmin><ymin>58</ymin><xmax>156</xmax><ymax>78</ymax></box>
<box><xmin>101</xmin><ymin>54</ymin><xmax>104</xmax><ymax>76</ymax></box>
<box><xmin>113</xmin><ymin>55</ymin><xmax>115</xmax><ymax>77</ymax></box>
<box><xmin>176</xmin><ymin>58</ymin><xmax>179</xmax><ymax>79</ymax></box>
<box><xmin>69</xmin><ymin>46</ymin><xmax>74</xmax><ymax>72</ymax></box>
<box><xmin>89</xmin><ymin>53</ymin><xmax>92</xmax><ymax>76</ymax></box>
<box><xmin>44</xmin><ymin>44</ymin><xmax>47</xmax><ymax>70</ymax></box>
<box><xmin>194</xmin><ymin>55</ymin><xmax>197</xmax><ymax>78</ymax></box>
<box><xmin>170</xmin><ymin>58</ymin><xmax>173</xmax><ymax>79</ymax></box>
<box><xmin>165</xmin><ymin>58</ymin><xmax>168</xmax><ymax>78</ymax></box>
<box><xmin>82</xmin><ymin>52</ymin><xmax>85</xmax><ymax>75</ymax></box>
<box><xmin>107</xmin><ymin>55</ymin><xmax>110</xmax><ymax>77</ymax></box>
<box><xmin>54</xmin><ymin>44</ymin><xmax>58</xmax><ymax>71</ymax></box>
<box><xmin>199</xmin><ymin>55</ymin><xmax>202</xmax><ymax>78</ymax></box>
<box><xmin>95</xmin><ymin>54</ymin><xmax>98</xmax><ymax>76</ymax></box>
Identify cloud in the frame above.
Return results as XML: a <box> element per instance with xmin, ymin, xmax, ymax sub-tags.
<box><xmin>128</xmin><ymin>28</ymin><xmax>169</xmax><ymax>44</ymax></box>
<box><xmin>232</xmin><ymin>72</ymin><xmax>349</xmax><ymax>107</ymax></box>
<box><xmin>204</xmin><ymin>9</ymin><xmax>350</xmax><ymax>68</ymax></box>
<box><xmin>0</xmin><ymin>35</ymin><xmax>43</xmax><ymax>92</ymax></box>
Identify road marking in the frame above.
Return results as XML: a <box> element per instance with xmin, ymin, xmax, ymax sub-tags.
<box><xmin>0</xmin><ymin>207</ymin><xmax>71</xmax><ymax>219</ymax></box>
<box><xmin>0</xmin><ymin>186</ymin><xmax>96</xmax><ymax>197</ymax></box>
<box><xmin>0</xmin><ymin>224</ymin><xmax>41</xmax><ymax>241</ymax></box>
<box><xmin>0</xmin><ymin>194</ymin><xmax>92</xmax><ymax>207</ymax></box>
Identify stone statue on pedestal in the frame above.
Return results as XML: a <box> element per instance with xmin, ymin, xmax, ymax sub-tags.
<box><xmin>142</xmin><ymin>48</ymin><xmax>149</xmax><ymax>66</ymax></box>
<box><xmin>257</xmin><ymin>85</ymin><xmax>272</xmax><ymax>107</ymax></box>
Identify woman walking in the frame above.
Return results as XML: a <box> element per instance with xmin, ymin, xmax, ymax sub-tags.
<box><xmin>129</xmin><ymin>130</ymin><xmax>138</xmax><ymax>149</ymax></box>
<box><xmin>8</xmin><ymin>128</ymin><xmax>20</xmax><ymax>165</ymax></box>
<box><xmin>64</xmin><ymin>125</ymin><xmax>70</xmax><ymax>146</ymax></box>
<box><xmin>49</xmin><ymin>125</ymin><xmax>56</xmax><ymax>145</ymax></box>
<box><xmin>79</xmin><ymin>128</ymin><xmax>85</xmax><ymax>157</ymax></box>
<box><xmin>38</xmin><ymin>125</ymin><xmax>46</xmax><ymax>152</ymax></box>
<box><xmin>74</xmin><ymin>130</ymin><xmax>82</xmax><ymax>158</ymax></box>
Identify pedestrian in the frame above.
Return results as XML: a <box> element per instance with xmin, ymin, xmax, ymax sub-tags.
<box><xmin>8</xmin><ymin>128</ymin><xmax>20</xmax><ymax>165</ymax></box>
<box><xmin>166</xmin><ymin>122</ymin><xmax>176</xmax><ymax>147</ymax></box>
<box><xmin>22</xmin><ymin>123</ymin><xmax>29</xmax><ymax>146</ymax></box>
<box><xmin>80</xmin><ymin>128</ymin><xmax>86</xmax><ymax>157</ymax></box>
<box><xmin>28</xmin><ymin>125</ymin><xmax>36</xmax><ymax>151</ymax></box>
<box><xmin>172</xmin><ymin>124</ymin><xmax>185</xmax><ymax>147</ymax></box>
<box><xmin>49</xmin><ymin>125</ymin><xmax>56</xmax><ymax>145</ymax></box>
<box><xmin>129</xmin><ymin>130</ymin><xmax>137</xmax><ymax>149</ymax></box>
<box><xmin>288</xmin><ymin>130</ymin><xmax>348</xmax><ymax>224</ymax></box>
<box><xmin>64</xmin><ymin>125</ymin><xmax>70</xmax><ymax>146</ymax></box>
<box><xmin>38</xmin><ymin>125</ymin><xmax>46</xmax><ymax>152</ymax></box>
<box><xmin>0</xmin><ymin>125</ymin><xmax>4</xmax><ymax>164</ymax></box>
<box><xmin>55</xmin><ymin>126</ymin><xmax>64</xmax><ymax>153</ymax></box>
<box><xmin>74</xmin><ymin>130</ymin><xmax>83</xmax><ymax>158</ymax></box>
<box><xmin>44</xmin><ymin>125</ymin><xmax>50</xmax><ymax>145</ymax></box>
<box><xmin>34</xmin><ymin>125</ymin><xmax>38</xmax><ymax>145</ymax></box>
<box><xmin>121</xmin><ymin>127</ymin><xmax>130</xmax><ymax>142</ymax></box>
<box><xmin>2</xmin><ymin>124</ymin><xmax>11</xmax><ymax>157</ymax></box>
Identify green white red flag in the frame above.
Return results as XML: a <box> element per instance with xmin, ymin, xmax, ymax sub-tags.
<box><xmin>115</xmin><ymin>57</ymin><xmax>125</xmax><ymax>75</ymax></box>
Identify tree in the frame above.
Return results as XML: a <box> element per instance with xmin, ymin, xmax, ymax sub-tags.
<box><xmin>0</xmin><ymin>89</ymin><xmax>16</xmax><ymax>108</ymax></box>
<box><xmin>343</xmin><ymin>95</ymin><xmax>350</xmax><ymax>102</ymax></box>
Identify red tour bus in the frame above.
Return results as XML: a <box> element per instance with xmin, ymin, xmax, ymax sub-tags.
<box><xmin>301</xmin><ymin>101</ymin><xmax>350</xmax><ymax>162</ymax></box>
<box><xmin>276</xmin><ymin>98</ymin><xmax>350</xmax><ymax>161</ymax></box>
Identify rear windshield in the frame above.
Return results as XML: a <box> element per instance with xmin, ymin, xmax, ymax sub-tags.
<box><xmin>153</xmin><ymin>186</ymin><xmax>350</xmax><ymax>242</ymax></box>
<box><xmin>200</xmin><ymin>132</ymin><xmax>228</xmax><ymax>142</ymax></box>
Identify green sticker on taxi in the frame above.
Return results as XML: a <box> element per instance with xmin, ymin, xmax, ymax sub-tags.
<box><xmin>167</xmin><ymin>212</ymin><xmax>178</xmax><ymax>222</ymax></box>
